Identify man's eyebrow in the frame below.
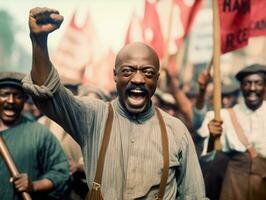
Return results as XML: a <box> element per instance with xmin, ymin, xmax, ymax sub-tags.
<box><xmin>140</xmin><ymin>65</ymin><xmax>156</xmax><ymax>68</ymax></box>
<box><xmin>118</xmin><ymin>63</ymin><xmax>133</xmax><ymax>67</ymax></box>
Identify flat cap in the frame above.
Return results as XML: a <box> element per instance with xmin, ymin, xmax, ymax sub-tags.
<box><xmin>0</xmin><ymin>71</ymin><xmax>26</xmax><ymax>88</ymax></box>
<box><xmin>222</xmin><ymin>82</ymin><xmax>239</xmax><ymax>95</ymax></box>
<box><xmin>235</xmin><ymin>63</ymin><xmax>266</xmax><ymax>81</ymax></box>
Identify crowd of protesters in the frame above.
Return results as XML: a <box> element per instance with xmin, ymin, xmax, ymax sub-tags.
<box><xmin>1</xmin><ymin>6</ymin><xmax>266</xmax><ymax>200</ymax></box>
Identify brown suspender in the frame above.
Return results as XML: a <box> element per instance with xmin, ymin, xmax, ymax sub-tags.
<box><xmin>227</xmin><ymin>108</ymin><xmax>257</xmax><ymax>158</ymax></box>
<box><xmin>86</xmin><ymin>104</ymin><xmax>114</xmax><ymax>200</ymax></box>
<box><xmin>86</xmin><ymin>105</ymin><xmax>169</xmax><ymax>200</ymax></box>
<box><xmin>155</xmin><ymin>107</ymin><xmax>169</xmax><ymax>200</ymax></box>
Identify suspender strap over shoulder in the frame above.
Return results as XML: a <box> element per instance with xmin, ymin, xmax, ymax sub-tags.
<box><xmin>155</xmin><ymin>108</ymin><xmax>169</xmax><ymax>200</ymax></box>
<box><xmin>94</xmin><ymin>103</ymin><xmax>114</xmax><ymax>185</ymax></box>
<box><xmin>227</xmin><ymin>108</ymin><xmax>257</xmax><ymax>158</ymax></box>
<box><xmin>86</xmin><ymin>104</ymin><xmax>113</xmax><ymax>200</ymax></box>
<box><xmin>87</xmin><ymin>105</ymin><xmax>169</xmax><ymax>200</ymax></box>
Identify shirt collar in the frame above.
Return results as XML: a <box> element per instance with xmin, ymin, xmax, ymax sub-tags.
<box><xmin>113</xmin><ymin>97</ymin><xmax>155</xmax><ymax>124</ymax></box>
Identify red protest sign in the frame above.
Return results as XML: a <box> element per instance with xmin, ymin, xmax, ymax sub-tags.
<box><xmin>250</xmin><ymin>0</ymin><xmax>266</xmax><ymax>37</ymax></box>
<box><xmin>219</xmin><ymin>0</ymin><xmax>251</xmax><ymax>54</ymax></box>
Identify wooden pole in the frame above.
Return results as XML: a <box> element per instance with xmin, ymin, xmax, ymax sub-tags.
<box><xmin>212</xmin><ymin>0</ymin><xmax>222</xmax><ymax>150</ymax></box>
<box><xmin>162</xmin><ymin>0</ymin><xmax>175</xmax><ymax>68</ymax></box>
<box><xmin>207</xmin><ymin>55</ymin><xmax>213</xmax><ymax>73</ymax></box>
<box><xmin>0</xmin><ymin>136</ymin><xmax>32</xmax><ymax>200</ymax></box>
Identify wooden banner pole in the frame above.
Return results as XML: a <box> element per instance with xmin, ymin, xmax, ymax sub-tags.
<box><xmin>212</xmin><ymin>0</ymin><xmax>222</xmax><ymax>150</ymax></box>
<box><xmin>0</xmin><ymin>136</ymin><xmax>32</xmax><ymax>200</ymax></box>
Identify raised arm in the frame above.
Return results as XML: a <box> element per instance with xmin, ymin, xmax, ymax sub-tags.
<box><xmin>164</xmin><ymin>69</ymin><xmax>193</xmax><ymax>126</ymax></box>
<box><xmin>194</xmin><ymin>69</ymin><xmax>211</xmax><ymax>110</ymax></box>
<box><xmin>29</xmin><ymin>7</ymin><xmax>63</xmax><ymax>85</ymax></box>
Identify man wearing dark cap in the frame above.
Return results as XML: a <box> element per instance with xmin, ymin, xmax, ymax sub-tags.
<box><xmin>221</xmin><ymin>80</ymin><xmax>240</xmax><ymax>108</ymax></box>
<box><xmin>22</xmin><ymin>7</ymin><xmax>206</xmax><ymax>199</ymax></box>
<box><xmin>0</xmin><ymin>72</ymin><xmax>70</xmax><ymax>199</ymax></box>
<box><xmin>198</xmin><ymin>63</ymin><xmax>266</xmax><ymax>200</ymax></box>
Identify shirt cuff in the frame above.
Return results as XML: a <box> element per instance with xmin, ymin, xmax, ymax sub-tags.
<box><xmin>22</xmin><ymin>66</ymin><xmax>61</xmax><ymax>99</ymax></box>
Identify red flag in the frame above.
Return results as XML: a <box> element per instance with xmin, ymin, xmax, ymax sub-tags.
<box><xmin>125</xmin><ymin>12</ymin><xmax>144</xmax><ymax>44</ymax></box>
<box><xmin>52</xmin><ymin>10</ymin><xmax>103</xmax><ymax>83</ymax></box>
<box><xmin>83</xmin><ymin>49</ymin><xmax>116</xmax><ymax>92</ymax></box>
<box><xmin>173</xmin><ymin>0</ymin><xmax>203</xmax><ymax>46</ymax></box>
<box><xmin>218</xmin><ymin>0</ymin><xmax>251</xmax><ymax>53</ymax></box>
<box><xmin>250</xmin><ymin>0</ymin><xmax>266</xmax><ymax>37</ymax></box>
<box><xmin>142</xmin><ymin>0</ymin><xmax>165</xmax><ymax>58</ymax></box>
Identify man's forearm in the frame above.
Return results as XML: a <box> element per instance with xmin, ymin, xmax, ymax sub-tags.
<box><xmin>30</xmin><ymin>34</ymin><xmax>52</xmax><ymax>86</ymax></box>
<box><xmin>32</xmin><ymin>178</ymin><xmax>54</xmax><ymax>193</ymax></box>
<box><xmin>194</xmin><ymin>88</ymin><xmax>206</xmax><ymax>110</ymax></box>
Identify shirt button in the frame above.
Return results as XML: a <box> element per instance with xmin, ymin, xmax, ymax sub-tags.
<box><xmin>131</xmin><ymin>139</ymin><xmax>135</xmax><ymax>143</ymax></box>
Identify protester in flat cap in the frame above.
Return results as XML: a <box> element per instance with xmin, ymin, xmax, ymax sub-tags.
<box><xmin>198</xmin><ymin>63</ymin><xmax>266</xmax><ymax>200</ymax></box>
<box><xmin>221</xmin><ymin>80</ymin><xmax>240</xmax><ymax>109</ymax></box>
<box><xmin>0</xmin><ymin>71</ymin><xmax>70</xmax><ymax>200</ymax></box>
<box><xmin>22</xmin><ymin>7</ymin><xmax>207</xmax><ymax>199</ymax></box>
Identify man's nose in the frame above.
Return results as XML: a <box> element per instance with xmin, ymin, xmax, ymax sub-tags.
<box><xmin>6</xmin><ymin>94</ymin><xmax>14</xmax><ymax>103</ymax></box>
<box><xmin>131</xmin><ymin>70</ymin><xmax>145</xmax><ymax>84</ymax></box>
<box><xmin>250</xmin><ymin>82</ymin><xmax>256</xmax><ymax>90</ymax></box>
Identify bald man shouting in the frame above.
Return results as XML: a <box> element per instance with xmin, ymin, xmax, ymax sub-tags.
<box><xmin>23</xmin><ymin>7</ymin><xmax>206</xmax><ymax>200</ymax></box>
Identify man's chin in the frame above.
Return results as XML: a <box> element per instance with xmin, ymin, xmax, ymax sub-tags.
<box><xmin>1</xmin><ymin>118</ymin><xmax>18</xmax><ymax>126</ymax></box>
<box><xmin>124</xmin><ymin>96</ymin><xmax>150</xmax><ymax>113</ymax></box>
<box><xmin>246</xmin><ymin>100</ymin><xmax>262</xmax><ymax>110</ymax></box>
<box><xmin>125</xmin><ymin>102</ymin><xmax>148</xmax><ymax>114</ymax></box>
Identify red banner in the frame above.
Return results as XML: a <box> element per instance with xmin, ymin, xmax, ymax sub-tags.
<box><xmin>250</xmin><ymin>0</ymin><xmax>266</xmax><ymax>37</ymax></box>
<box><xmin>83</xmin><ymin>49</ymin><xmax>115</xmax><ymax>92</ymax></box>
<box><xmin>219</xmin><ymin>0</ymin><xmax>251</xmax><ymax>54</ymax></box>
<box><xmin>52</xmin><ymin>11</ymin><xmax>102</xmax><ymax>83</ymax></box>
<box><xmin>142</xmin><ymin>0</ymin><xmax>165</xmax><ymax>58</ymax></box>
<box><xmin>173</xmin><ymin>0</ymin><xmax>203</xmax><ymax>46</ymax></box>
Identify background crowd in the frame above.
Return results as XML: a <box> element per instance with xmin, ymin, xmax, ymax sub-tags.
<box><xmin>1</xmin><ymin>0</ymin><xmax>266</xmax><ymax>200</ymax></box>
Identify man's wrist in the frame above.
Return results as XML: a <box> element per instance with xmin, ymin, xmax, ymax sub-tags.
<box><xmin>31</xmin><ymin>181</ymin><xmax>37</xmax><ymax>193</ymax></box>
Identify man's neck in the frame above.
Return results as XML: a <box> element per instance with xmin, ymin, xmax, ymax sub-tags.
<box><xmin>0</xmin><ymin>117</ymin><xmax>22</xmax><ymax>132</ymax></box>
<box><xmin>0</xmin><ymin>121</ymin><xmax>10</xmax><ymax>132</ymax></box>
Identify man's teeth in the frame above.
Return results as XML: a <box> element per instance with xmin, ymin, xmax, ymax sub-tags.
<box><xmin>131</xmin><ymin>89</ymin><xmax>143</xmax><ymax>94</ymax></box>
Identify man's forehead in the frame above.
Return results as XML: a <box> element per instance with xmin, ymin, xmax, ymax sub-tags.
<box><xmin>116</xmin><ymin>43</ymin><xmax>159</xmax><ymax>68</ymax></box>
<box><xmin>119</xmin><ymin>46</ymin><xmax>154</xmax><ymax>59</ymax></box>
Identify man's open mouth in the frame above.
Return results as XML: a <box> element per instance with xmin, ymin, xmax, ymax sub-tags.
<box><xmin>127</xmin><ymin>88</ymin><xmax>148</xmax><ymax>107</ymax></box>
<box><xmin>3</xmin><ymin>109</ymin><xmax>17</xmax><ymax>118</ymax></box>
<box><xmin>246</xmin><ymin>93</ymin><xmax>258</xmax><ymax>102</ymax></box>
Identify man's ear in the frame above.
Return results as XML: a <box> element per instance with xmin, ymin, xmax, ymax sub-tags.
<box><xmin>113</xmin><ymin>69</ymin><xmax>117</xmax><ymax>83</ymax></box>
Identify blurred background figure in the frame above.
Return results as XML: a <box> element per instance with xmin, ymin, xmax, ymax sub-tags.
<box><xmin>22</xmin><ymin>96</ymin><xmax>42</xmax><ymax>120</ymax></box>
<box><xmin>152</xmin><ymin>89</ymin><xmax>178</xmax><ymax>117</ymax></box>
<box><xmin>78</xmin><ymin>83</ymin><xmax>111</xmax><ymax>101</ymax></box>
<box><xmin>38</xmin><ymin>83</ymin><xmax>88</xmax><ymax>200</ymax></box>
<box><xmin>221</xmin><ymin>80</ymin><xmax>240</xmax><ymax>108</ymax></box>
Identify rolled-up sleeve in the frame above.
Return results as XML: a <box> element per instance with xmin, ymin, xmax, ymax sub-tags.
<box><xmin>22</xmin><ymin>66</ymin><xmax>100</xmax><ymax>146</ymax></box>
<box><xmin>22</xmin><ymin>66</ymin><xmax>61</xmax><ymax>99</ymax></box>
<box><xmin>23</xmin><ymin>67</ymin><xmax>80</xmax><ymax>142</ymax></box>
